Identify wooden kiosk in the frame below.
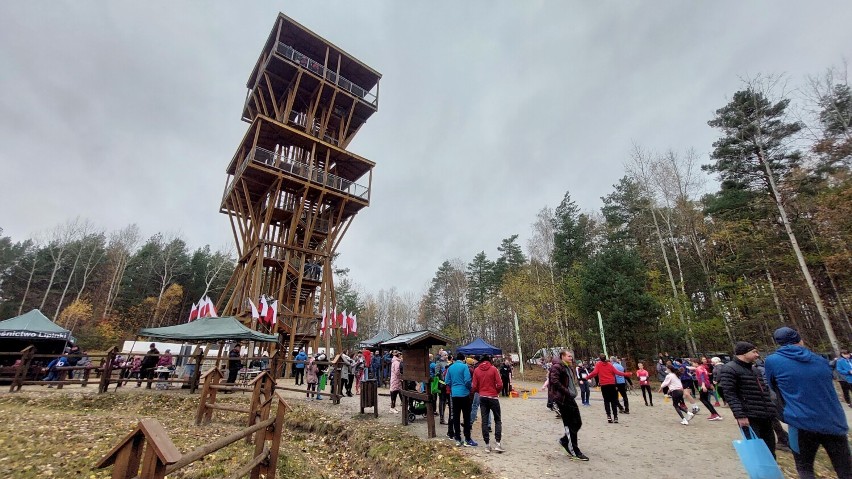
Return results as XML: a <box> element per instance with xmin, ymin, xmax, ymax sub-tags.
<box><xmin>379</xmin><ymin>330</ymin><xmax>451</xmax><ymax>438</ymax></box>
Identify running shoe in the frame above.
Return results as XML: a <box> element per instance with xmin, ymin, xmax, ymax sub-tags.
<box><xmin>456</xmin><ymin>440</ymin><xmax>463</xmax><ymax>447</ymax></box>
<box><xmin>686</xmin><ymin>412</ymin><xmax>695</xmax><ymax>421</ymax></box>
<box><xmin>572</xmin><ymin>451</ymin><xmax>590</xmax><ymax>461</ymax></box>
<box><xmin>494</xmin><ymin>442</ymin><xmax>505</xmax><ymax>453</ymax></box>
<box><xmin>607</xmin><ymin>416</ymin><xmax>613</xmax><ymax>423</ymax></box>
<box><xmin>613</xmin><ymin>417</ymin><xmax>619</xmax><ymax>424</ymax></box>
<box><xmin>484</xmin><ymin>443</ymin><xmax>492</xmax><ymax>453</ymax></box>
<box><xmin>464</xmin><ymin>439</ymin><xmax>478</xmax><ymax>447</ymax></box>
<box><xmin>680</xmin><ymin>418</ymin><xmax>689</xmax><ymax>425</ymax></box>
<box><xmin>708</xmin><ymin>414</ymin><xmax>723</xmax><ymax>421</ymax></box>
<box><xmin>714</xmin><ymin>401</ymin><xmax>721</xmax><ymax>407</ymax></box>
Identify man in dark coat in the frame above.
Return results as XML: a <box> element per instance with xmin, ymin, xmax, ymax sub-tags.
<box><xmin>228</xmin><ymin>344</ymin><xmax>242</xmax><ymax>385</ymax></box>
<box><xmin>719</xmin><ymin>341</ymin><xmax>779</xmax><ymax>457</ymax></box>
<box><xmin>137</xmin><ymin>343</ymin><xmax>160</xmax><ymax>389</ymax></box>
<box><xmin>549</xmin><ymin>350</ymin><xmax>588</xmax><ymax>461</ymax></box>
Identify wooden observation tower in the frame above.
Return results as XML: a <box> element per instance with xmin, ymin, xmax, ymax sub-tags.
<box><xmin>217</xmin><ymin>13</ymin><xmax>380</xmax><ymax>372</ymax></box>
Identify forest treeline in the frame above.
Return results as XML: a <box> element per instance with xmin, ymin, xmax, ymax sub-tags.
<box><xmin>344</xmin><ymin>68</ymin><xmax>852</xmax><ymax>362</ymax></box>
<box><xmin>2</xmin><ymin>67</ymin><xmax>850</xmax><ymax>361</ymax></box>
<box><xmin>0</xmin><ymin>223</ymin><xmax>233</xmax><ymax>350</ymax></box>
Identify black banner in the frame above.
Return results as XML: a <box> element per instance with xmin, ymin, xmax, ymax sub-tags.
<box><xmin>0</xmin><ymin>330</ymin><xmax>70</xmax><ymax>340</ymax></box>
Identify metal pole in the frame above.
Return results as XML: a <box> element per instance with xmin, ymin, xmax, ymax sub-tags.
<box><xmin>513</xmin><ymin>311</ymin><xmax>524</xmax><ymax>378</ymax></box>
<box><xmin>597</xmin><ymin>311</ymin><xmax>608</xmax><ymax>358</ymax></box>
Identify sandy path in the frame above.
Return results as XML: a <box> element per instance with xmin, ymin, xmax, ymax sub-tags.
<box><xmin>274</xmin><ymin>378</ymin><xmax>759</xmax><ymax>479</ymax></box>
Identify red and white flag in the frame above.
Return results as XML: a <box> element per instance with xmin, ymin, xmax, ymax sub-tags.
<box><xmin>340</xmin><ymin>310</ymin><xmax>347</xmax><ymax>334</ymax></box>
<box><xmin>349</xmin><ymin>312</ymin><xmax>357</xmax><ymax>335</ymax></box>
<box><xmin>266</xmin><ymin>299</ymin><xmax>276</xmax><ymax>326</ymax></box>
<box><xmin>259</xmin><ymin>296</ymin><xmax>269</xmax><ymax>325</ymax></box>
<box><xmin>188</xmin><ymin>302</ymin><xmax>199</xmax><ymax>322</ymax></box>
<box><xmin>320</xmin><ymin>306</ymin><xmax>327</xmax><ymax>336</ymax></box>
<box><xmin>247</xmin><ymin>298</ymin><xmax>260</xmax><ymax>320</ymax></box>
<box><xmin>205</xmin><ymin>296</ymin><xmax>218</xmax><ymax>318</ymax></box>
<box><xmin>270</xmin><ymin>300</ymin><xmax>278</xmax><ymax>326</ymax></box>
<box><xmin>198</xmin><ymin>299</ymin><xmax>208</xmax><ymax>318</ymax></box>
<box><xmin>337</xmin><ymin>309</ymin><xmax>345</xmax><ymax>329</ymax></box>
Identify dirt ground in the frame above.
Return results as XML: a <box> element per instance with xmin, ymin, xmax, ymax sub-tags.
<box><xmin>272</xmin><ymin>376</ymin><xmax>852</xmax><ymax>479</ymax></box>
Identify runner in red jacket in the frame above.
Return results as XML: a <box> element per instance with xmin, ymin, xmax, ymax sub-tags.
<box><xmin>586</xmin><ymin>355</ymin><xmax>632</xmax><ymax>423</ymax></box>
<box><xmin>472</xmin><ymin>355</ymin><xmax>505</xmax><ymax>453</ymax></box>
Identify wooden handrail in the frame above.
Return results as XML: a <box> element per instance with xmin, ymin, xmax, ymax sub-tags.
<box><xmin>96</xmin><ymin>397</ymin><xmax>289</xmax><ymax>479</ymax></box>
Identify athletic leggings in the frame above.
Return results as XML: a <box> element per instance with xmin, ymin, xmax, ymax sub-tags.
<box><xmin>390</xmin><ymin>390</ymin><xmax>400</xmax><ymax>408</ymax></box>
<box><xmin>699</xmin><ymin>389</ymin><xmax>719</xmax><ymax>415</ymax></box>
<box><xmin>600</xmin><ymin>384</ymin><xmax>620</xmax><ymax>418</ymax></box>
<box><xmin>671</xmin><ymin>389</ymin><xmax>686</xmax><ymax>419</ymax></box>
<box><xmin>641</xmin><ymin>385</ymin><xmax>653</xmax><ymax>405</ymax></box>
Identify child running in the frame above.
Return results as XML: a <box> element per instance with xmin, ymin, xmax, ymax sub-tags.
<box><xmin>585</xmin><ymin>354</ymin><xmax>632</xmax><ymax>424</ymax></box>
<box><xmin>636</xmin><ymin>362</ymin><xmax>653</xmax><ymax>406</ymax></box>
<box><xmin>692</xmin><ymin>358</ymin><xmax>722</xmax><ymax>421</ymax></box>
<box><xmin>659</xmin><ymin>365</ymin><xmax>694</xmax><ymax>425</ymax></box>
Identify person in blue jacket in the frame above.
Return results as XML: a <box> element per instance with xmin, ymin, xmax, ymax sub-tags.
<box><xmin>293</xmin><ymin>348</ymin><xmax>307</xmax><ymax>386</ymax></box>
<box><xmin>445</xmin><ymin>352</ymin><xmax>476</xmax><ymax>447</ymax></box>
<box><xmin>835</xmin><ymin>349</ymin><xmax>852</xmax><ymax>407</ymax></box>
<box><xmin>765</xmin><ymin>327</ymin><xmax>852</xmax><ymax>478</ymax></box>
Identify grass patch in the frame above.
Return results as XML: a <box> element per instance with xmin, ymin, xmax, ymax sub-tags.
<box><xmin>0</xmin><ymin>391</ymin><xmax>492</xmax><ymax>479</ymax></box>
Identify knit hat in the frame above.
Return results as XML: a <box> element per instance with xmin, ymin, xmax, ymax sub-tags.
<box><xmin>773</xmin><ymin>327</ymin><xmax>802</xmax><ymax>346</ymax></box>
<box><xmin>734</xmin><ymin>341</ymin><xmax>757</xmax><ymax>356</ymax></box>
<box><xmin>465</xmin><ymin>357</ymin><xmax>476</xmax><ymax>365</ymax></box>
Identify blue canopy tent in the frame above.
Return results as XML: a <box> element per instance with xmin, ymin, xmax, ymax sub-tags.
<box><xmin>456</xmin><ymin>338</ymin><xmax>502</xmax><ymax>355</ymax></box>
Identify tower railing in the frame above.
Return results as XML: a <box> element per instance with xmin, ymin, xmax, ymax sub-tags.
<box><xmin>274</xmin><ymin>42</ymin><xmax>378</xmax><ymax>107</ymax></box>
<box><xmin>250</xmin><ymin>147</ymin><xmax>370</xmax><ymax>199</ymax></box>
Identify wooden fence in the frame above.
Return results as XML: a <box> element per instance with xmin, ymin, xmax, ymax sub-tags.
<box><xmin>96</xmin><ymin>381</ymin><xmax>290</xmax><ymax>479</ymax></box>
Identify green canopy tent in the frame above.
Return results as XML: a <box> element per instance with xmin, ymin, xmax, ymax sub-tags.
<box><xmin>0</xmin><ymin>309</ymin><xmax>73</xmax><ymax>357</ymax></box>
<box><xmin>138</xmin><ymin>316</ymin><xmax>279</xmax><ymax>342</ymax></box>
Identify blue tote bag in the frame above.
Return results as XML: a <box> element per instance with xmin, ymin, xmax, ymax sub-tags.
<box><xmin>732</xmin><ymin>427</ymin><xmax>784</xmax><ymax>479</ymax></box>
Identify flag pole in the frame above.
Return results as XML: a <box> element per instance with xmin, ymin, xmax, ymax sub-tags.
<box><xmin>513</xmin><ymin>310</ymin><xmax>525</xmax><ymax>379</ymax></box>
<box><xmin>597</xmin><ymin>311</ymin><xmax>608</xmax><ymax>358</ymax></box>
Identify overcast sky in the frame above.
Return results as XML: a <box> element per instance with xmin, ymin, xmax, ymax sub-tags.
<box><xmin>1</xmin><ymin>2</ymin><xmax>851</xmax><ymax>295</ymax></box>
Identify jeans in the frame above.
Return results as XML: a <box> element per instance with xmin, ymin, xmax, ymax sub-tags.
<box><xmin>793</xmin><ymin>428</ymin><xmax>852</xmax><ymax>479</ymax></box>
<box><xmin>742</xmin><ymin>417</ymin><xmax>777</xmax><ymax>458</ymax></box>
<box><xmin>557</xmin><ymin>397</ymin><xmax>583</xmax><ymax>455</ymax></box>
<box><xmin>600</xmin><ymin>384</ymin><xmax>619</xmax><ymax>418</ymax></box>
<box><xmin>479</xmin><ymin>397</ymin><xmax>502</xmax><ymax>444</ymax></box>
<box><xmin>450</xmin><ymin>395</ymin><xmax>472</xmax><ymax>441</ymax></box>
<box><xmin>579</xmin><ymin>381</ymin><xmax>591</xmax><ymax>405</ymax></box>
<box><xmin>641</xmin><ymin>385</ymin><xmax>653</xmax><ymax>405</ymax></box>
<box><xmin>470</xmin><ymin>392</ymin><xmax>480</xmax><ymax>423</ymax></box>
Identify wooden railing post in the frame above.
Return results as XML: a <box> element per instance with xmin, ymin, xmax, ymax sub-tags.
<box><xmin>245</xmin><ymin>372</ymin><xmax>275</xmax><ymax>444</ymax></box>
<box><xmin>195</xmin><ymin>368</ymin><xmax>222</xmax><ymax>425</ymax></box>
<box><xmin>9</xmin><ymin>346</ymin><xmax>35</xmax><ymax>393</ymax></box>
<box><xmin>99</xmin><ymin>346</ymin><xmax>117</xmax><ymax>393</ymax></box>
<box><xmin>96</xmin><ymin>419</ymin><xmax>180</xmax><ymax>479</ymax></box>
<box><xmin>252</xmin><ymin>397</ymin><xmax>289</xmax><ymax>479</ymax></box>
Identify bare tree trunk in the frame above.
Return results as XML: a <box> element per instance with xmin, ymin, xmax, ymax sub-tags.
<box><xmin>39</xmin><ymin>247</ymin><xmax>64</xmax><ymax>311</ymax></box>
<box><xmin>757</xmin><ymin>147</ymin><xmax>840</xmax><ymax>355</ymax></box>
<box><xmin>74</xmin><ymin>238</ymin><xmax>105</xmax><ymax>303</ymax></box>
<box><xmin>18</xmin><ymin>255</ymin><xmax>38</xmax><ymax>316</ymax></box>
<box><xmin>651</xmin><ymin>208</ymin><xmax>697</xmax><ymax>355</ymax></box>
<box><xmin>54</xmin><ymin>243</ymin><xmax>85</xmax><ymax>319</ymax></box>
<box><xmin>764</xmin><ymin>267</ymin><xmax>786</xmax><ymax>324</ymax></box>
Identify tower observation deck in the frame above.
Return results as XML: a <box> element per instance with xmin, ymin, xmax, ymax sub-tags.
<box><xmin>217</xmin><ymin>13</ymin><xmax>380</xmax><ymax>370</ymax></box>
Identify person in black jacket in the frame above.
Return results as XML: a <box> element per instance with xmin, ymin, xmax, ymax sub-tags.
<box><xmin>137</xmin><ymin>343</ymin><xmax>160</xmax><ymax>389</ymax></box>
<box><xmin>719</xmin><ymin>341</ymin><xmax>779</xmax><ymax>457</ymax></box>
<box><xmin>549</xmin><ymin>350</ymin><xmax>588</xmax><ymax>461</ymax></box>
<box><xmin>228</xmin><ymin>345</ymin><xmax>242</xmax><ymax>385</ymax></box>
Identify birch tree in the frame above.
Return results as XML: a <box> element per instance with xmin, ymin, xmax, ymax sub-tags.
<box><xmin>705</xmin><ymin>77</ymin><xmax>841</xmax><ymax>355</ymax></box>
